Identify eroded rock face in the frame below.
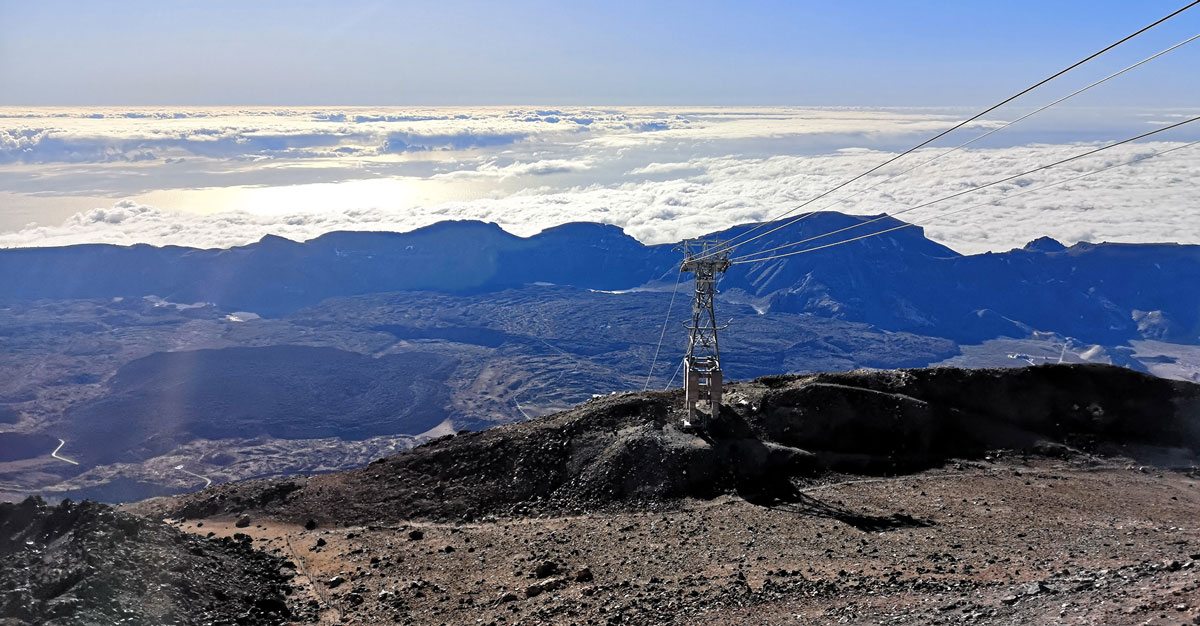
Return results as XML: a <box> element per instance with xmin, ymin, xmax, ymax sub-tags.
<box><xmin>129</xmin><ymin>364</ymin><xmax>1200</xmax><ymax>525</ymax></box>
<box><xmin>0</xmin><ymin>498</ymin><xmax>294</xmax><ymax>626</ymax></box>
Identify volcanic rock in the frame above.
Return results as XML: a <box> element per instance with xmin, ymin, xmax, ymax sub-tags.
<box><xmin>525</xmin><ymin>577</ymin><xmax>566</xmax><ymax>597</ymax></box>
<box><xmin>132</xmin><ymin>364</ymin><xmax>1200</xmax><ymax>526</ymax></box>
<box><xmin>535</xmin><ymin>561</ymin><xmax>559</xmax><ymax>578</ymax></box>
<box><xmin>0</xmin><ymin>497</ymin><xmax>293</xmax><ymax>625</ymax></box>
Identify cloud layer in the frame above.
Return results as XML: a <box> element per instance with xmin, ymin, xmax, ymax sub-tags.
<box><xmin>1</xmin><ymin>106</ymin><xmax>1198</xmax><ymax>254</ymax></box>
<box><xmin>0</xmin><ymin>106</ymin><xmax>999</xmax><ymax>164</ymax></box>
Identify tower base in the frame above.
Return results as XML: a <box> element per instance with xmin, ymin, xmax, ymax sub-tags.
<box><xmin>684</xmin><ymin>359</ymin><xmax>722</xmax><ymax>429</ymax></box>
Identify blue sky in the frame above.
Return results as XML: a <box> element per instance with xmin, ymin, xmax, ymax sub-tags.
<box><xmin>2</xmin><ymin>1</ymin><xmax>1198</xmax><ymax>105</ymax></box>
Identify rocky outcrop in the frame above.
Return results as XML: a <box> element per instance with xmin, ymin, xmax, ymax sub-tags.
<box><xmin>0</xmin><ymin>498</ymin><xmax>295</xmax><ymax>626</ymax></box>
<box><xmin>127</xmin><ymin>364</ymin><xmax>1200</xmax><ymax>526</ymax></box>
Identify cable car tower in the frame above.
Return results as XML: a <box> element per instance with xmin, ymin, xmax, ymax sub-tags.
<box><xmin>679</xmin><ymin>239</ymin><xmax>731</xmax><ymax>428</ymax></box>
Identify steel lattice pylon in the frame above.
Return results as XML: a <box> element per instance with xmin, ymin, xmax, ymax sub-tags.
<box><xmin>678</xmin><ymin>239</ymin><xmax>731</xmax><ymax>428</ymax></box>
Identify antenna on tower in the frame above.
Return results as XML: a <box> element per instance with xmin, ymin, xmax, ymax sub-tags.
<box><xmin>678</xmin><ymin>239</ymin><xmax>731</xmax><ymax>430</ymax></box>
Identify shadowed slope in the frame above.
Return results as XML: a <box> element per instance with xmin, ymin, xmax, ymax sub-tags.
<box><xmin>128</xmin><ymin>364</ymin><xmax>1200</xmax><ymax>525</ymax></box>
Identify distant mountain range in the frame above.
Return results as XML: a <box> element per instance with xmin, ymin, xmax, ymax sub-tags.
<box><xmin>5</xmin><ymin>211</ymin><xmax>1200</xmax><ymax>503</ymax></box>
<box><xmin>3</xmin><ymin>212</ymin><xmax>1198</xmax><ymax>345</ymax></box>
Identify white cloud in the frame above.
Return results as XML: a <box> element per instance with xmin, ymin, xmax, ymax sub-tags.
<box><xmin>3</xmin><ymin>139</ymin><xmax>1198</xmax><ymax>254</ymax></box>
<box><xmin>0</xmin><ymin>106</ymin><xmax>984</xmax><ymax>164</ymax></box>
<box><xmin>0</xmin><ymin>107</ymin><xmax>669</xmax><ymax>164</ymax></box>
<box><xmin>627</xmin><ymin>162</ymin><xmax>700</xmax><ymax>175</ymax></box>
<box><xmin>433</xmin><ymin>158</ymin><xmax>594</xmax><ymax>180</ymax></box>
<box><xmin>1</xmin><ymin>107</ymin><xmax>1198</xmax><ymax>254</ymax></box>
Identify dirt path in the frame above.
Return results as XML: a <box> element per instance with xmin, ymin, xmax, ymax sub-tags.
<box><xmin>173</xmin><ymin>464</ymin><xmax>212</xmax><ymax>488</ymax></box>
<box><xmin>50</xmin><ymin>438</ymin><xmax>78</xmax><ymax>465</ymax></box>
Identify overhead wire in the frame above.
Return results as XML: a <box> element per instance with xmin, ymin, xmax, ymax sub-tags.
<box><xmin>651</xmin><ymin>3</ymin><xmax>1199</xmax><ymax>394</ymax></box>
<box><xmin>734</xmin><ymin>140</ymin><xmax>1200</xmax><ymax>264</ymax></box>
<box><xmin>766</xmin><ymin>31</ymin><xmax>1200</xmax><ymax>235</ymax></box>
<box><xmin>696</xmin><ymin>0</ymin><xmax>1200</xmax><ymax>261</ymax></box>
<box><xmin>663</xmin><ymin>359</ymin><xmax>684</xmax><ymax>391</ymax></box>
<box><xmin>732</xmin><ymin>115</ymin><xmax>1200</xmax><ymax>262</ymax></box>
<box><xmin>642</xmin><ymin>265</ymin><xmax>684</xmax><ymax>391</ymax></box>
<box><xmin>730</xmin><ymin>134</ymin><xmax>1200</xmax><ymax>265</ymax></box>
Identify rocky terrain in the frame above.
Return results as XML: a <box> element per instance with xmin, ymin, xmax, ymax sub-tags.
<box><xmin>132</xmin><ymin>364</ymin><xmax>1200</xmax><ymax>524</ymax></box>
<box><xmin>0</xmin><ymin>497</ymin><xmax>297</xmax><ymax>626</ymax></box>
<box><xmin>0</xmin><ymin>288</ymin><xmax>960</xmax><ymax>503</ymax></box>
<box><xmin>165</xmin><ymin>462</ymin><xmax>1200</xmax><ymax>626</ymax></box>
<box><xmin>117</xmin><ymin>363</ymin><xmax>1200</xmax><ymax>625</ymax></box>
<box><xmin>4</xmin><ymin>213</ymin><xmax>1200</xmax><ymax>504</ymax></box>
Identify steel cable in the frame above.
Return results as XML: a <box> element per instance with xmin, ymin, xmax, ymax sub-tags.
<box><xmin>697</xmin><ymin>0</ymin><xmax>1200</xmax><ymax>261</ymax></box>
<box><xmin>730</xmin><ymin>137</ymin><xmax>1200</xmax><ymax>265</ymax></box>
<box><xmin>736</xmin><ymin>31</ymin><xmax>1200</xmax><ymax>263</ymax></box>
<box><xmin>642</xmin><ymin>266</ymin><xmax>685</xmax><ymax>391</ymax></box>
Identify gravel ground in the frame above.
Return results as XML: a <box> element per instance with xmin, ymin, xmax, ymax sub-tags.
<box><xmin>176</xmin><ymin>458</ymin><xmax>1200</xmax><ymax>626</ymax></box>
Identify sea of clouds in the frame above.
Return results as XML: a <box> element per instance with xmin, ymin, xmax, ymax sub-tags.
<box><xmin>1</xmin><ymin>106</ymin><xmax>1197</xmax><ymax>254</ymax></box>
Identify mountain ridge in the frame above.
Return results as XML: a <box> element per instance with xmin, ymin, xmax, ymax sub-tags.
<box><xmin>2</xmin><ymin>212</ymin><xmax>1197</xmax><ymax>345</ymax></box>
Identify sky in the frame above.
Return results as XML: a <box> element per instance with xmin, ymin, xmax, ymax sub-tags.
<box><xmin>0</xmin><ymin>1</ymin><xmax>1198</xmax><ymax>254</ymax></box>
<box><xmin>2</xmin><ymin>1</ymin><xmax>1199</xmax><ymax>106</ymax></box>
